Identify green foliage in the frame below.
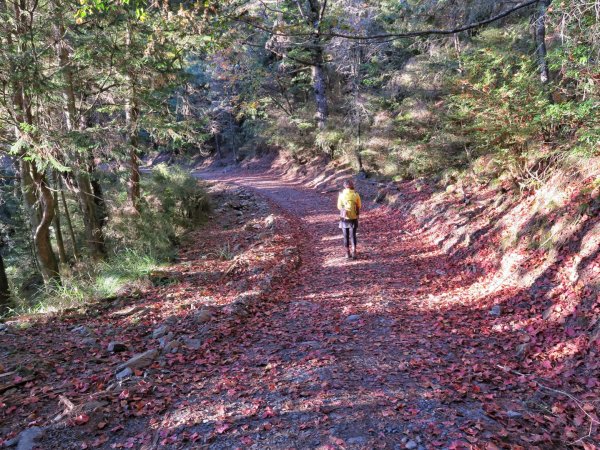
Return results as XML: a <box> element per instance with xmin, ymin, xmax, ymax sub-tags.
<box><xmin>8</xmin><ymin>250</ymin><xmax>160</xmax><ymax>316</ymax></box>
<box><xmin>93</xmin><ymin>250</ymin><xmax>158</xmax><ymax>298</ymax></box>
<box><xmin>2</xmin><ymin>166</ymin><xmax>210</xmax><ymax>317</ymax></box>
<box><xmin>315</xmin><ymin>130</ymin><xmax>344</xmax><ymax>157</ymax></box>
<box><xmin>105</xmin><ymin>164</ymin><xmax>209</xmax><ymax>260</ymax></box>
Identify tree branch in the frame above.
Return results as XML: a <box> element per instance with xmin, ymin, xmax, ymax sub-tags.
<box><xmin>236</xmin><ymin>0</ymin><xmax>540</xmax><ymax>42</ymax></box>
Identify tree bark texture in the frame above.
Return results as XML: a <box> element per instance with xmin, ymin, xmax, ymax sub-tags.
<box><xmin>312</xmin><ymin>58</ymin><xmax>329</xmax><ymax>130</ymax></box>
<box><xmin>60</xmin><ymin>182</ymin><xmax>79</xmax><ymax>261</ymax></box>
<box><xmin>308</xmin><ymin>0</ymin><xmax>329</xmax><ymax>129</ymax></box>
<box><xmin>0</xmin><ymin>251</ymin><xmax>10</xmax><ymax>314</ymax></box>
<box><xmin>534</xmin><ymin>0</ymin><xmax>551</xmax><ymax>84</ymax></box>
<box><xmin>20</xmin><ymin>160</ymin><xmax>60</xmax><ymax>283</ymax></box>
<box><xmin>76</xmin><ymin>173</ymin><xmax>107</xmax><ymax>259</ymax></box>
<box><xmin>52</xmin><ymin>173</ymin><xmax>68</xmax><ymax>264</ymax></box>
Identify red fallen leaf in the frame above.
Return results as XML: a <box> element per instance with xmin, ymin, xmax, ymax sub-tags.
<box><xmin>110</xmin><ymin>424</ymin><xmax>124</xmax><ymax>433</ymax></box>
<box><xmin>97</xmin><ymin>421</ymin><xmax>107</xmax><ymax>430</ymax></box>
<box><xmin>240</xmin><ymin>436</ymin><xmax>253</xmax><ymax>445</ymax></box>
<box><xmin>540</xmin><ymin>360</ymin><xmax>552</xmax><ymax>369</ymax></box>
<box><xmin>189</xmin><ymin>432</ymin><xmax>201</xmax><ymax>442</ymax></box>
<box><xmin>262</xmin><ymin>406</ymin><xmax>275</xmax><ymax>418</ymax></box>
<box><xmin>215</xmin><ymin>422</ymin><xmax>230</xmax><ymax>434</ymax></box>
<box><xmin>74</xmin><ymin>414</ymin><xmax>89</xmax><ymax>425</ymax></box>
<box><xmin>6</xmin><ymin>406</ymin><xmax>17</xmax><ymax>414</ymax></box>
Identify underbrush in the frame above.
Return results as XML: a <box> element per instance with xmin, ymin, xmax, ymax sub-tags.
<box><xmin>236</xmin><ymin>18</ymin><xmax>598</xmax><ymax>191</ymax></box>
<box><xmin>2</xmin><ymin>164</ymin><xmax>210</xmax><ymax>317</ymax></box>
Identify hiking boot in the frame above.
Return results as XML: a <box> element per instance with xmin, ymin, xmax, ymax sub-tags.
<box><xmin>346</xmin><ymin>249</ymin><xmax>352</xmax><ymax>259</ymax></box>
<box><xmin>351</xmin><ymin>247</ymin><xmax>357</xmax><ymax>259</ymax></box>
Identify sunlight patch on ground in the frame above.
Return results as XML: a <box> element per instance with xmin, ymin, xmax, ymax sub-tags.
<box><xmin>543</xmin><ymin>336</ymin><xmax>586</xmax><ymax>362</ymax></box>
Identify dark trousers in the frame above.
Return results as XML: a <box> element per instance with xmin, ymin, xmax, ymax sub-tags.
<box><xmin>341</xmin><ymin>220</ymin><xmax>358</xmax><ymax>248</ymax></box>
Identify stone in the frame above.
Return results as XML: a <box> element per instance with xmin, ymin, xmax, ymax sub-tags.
<box><xmin>158</xmin><ymin>333</ymin><xmax>174</xmax><ymax>349</ymax></box>
<box><xmin>194</xmin><ymin>308</ymin><xmax>213</xmax><ymax>323</ymax></box>
<box><xmin>0</xmin><ymin>323</ymin><xmax>9</xmax><ymax>333</ymax></box>
<box><xmin>15</xmin><ymin>427</ymin><xmax>44</xmax><ymax>450</ymax></box>
<box><xmin>506</xmin><ymin>410</ymin><xmax>523</xmax><ymax>418</ymax></box>
<box><xmin>489</xmin><ymin>305</ymin><xmax>502</xmax><ymax>317</ymax></box>
<box><xmin>542</xmin><ymin>305</ymin><xmax>554</xmax><ymax>320</ymax></box>
<box><xmin>152</xmin><ymin>325</ymin><xmax>168</xmax><ymax>339</ymax></box>
<box><xmin>374</xmin><ymin>188</ymin><xmax>387</xmax><ymax>204</ymax></box>
<box><xmin>158</xmin><ymin>336</ymin><xmax>169</xmax><ymax>348</ymax></box>
<box><xmin>112</xmin><ymin>305</ymin><xmax>150</xmax><ymax>318</ymax></box>
<box><xmin>108</xmin><ymin>342</ymin><xmax>128</xmax><ymax>353</ymax></box>
<box><xmin>116</xmin><ymin>348</ymin><xmax>158</xmax><ymax>371</ymax></box>
<box><xmin>183</xmin><ymin>337</ymin><xmax>202</xmax><ymax>350</ymax></box>
<box><xmin>71</xmin><ymin>325</ymin><xmax>91</xmax><ymax>335</ymax></box>
<box><xmin>163</xmin><ymin>339</ymin><xmax>180</xmax><ymax>353</ymax></box>
<box><xmin>346</xmin><ymin>314</ymin><xmax>361</xmax><ymax>323</ymax></box>
<box><xmin>81</xmin><ymin>337</ymin><xmax>97</xmax><ymax>346</ymax></box>
<box><xmin>264</xmin><ymin>214</ymin><xmax>276</xmax><ymax>228</ymax></box>
<box><xmin>405</xmin><ymin>440</ymin><xmax>418</xmax><ymax>449</ymax></box>
<box><xmin>236</xmin><ymin>292</ymin><xmax>259</xmax><ymax>307</ymax></box>
<box><xmin>115</xmin><ymin>367</ymin><xmax>133</xmax><ymax>380</ymax></box>
<box><xmin>435</xmin><ymin>269</ymin><xmax>446</xmax><ymax>275</ymax></box>
<box><xmin>516</xmin><ymin>343</ymin><xmax>530</xmax><ymax>359</ymax></box>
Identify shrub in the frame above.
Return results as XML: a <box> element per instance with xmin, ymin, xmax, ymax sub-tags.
<box><xmin>104</xmin><ymin>164</ymin><xmax>210</xmax><ymax>261</ymax></box>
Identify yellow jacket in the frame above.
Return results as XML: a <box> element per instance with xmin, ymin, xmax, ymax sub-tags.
<box><xmin>337</xmin><ymin>188</ymin><xmax>361</xmax><ymax>220</ymax></box>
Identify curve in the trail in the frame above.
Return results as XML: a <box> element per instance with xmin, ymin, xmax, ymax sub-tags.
<box><xmin>178</xmin><ymin>171</ymin><xmax>502</xmax><ymax>449</ymax></box>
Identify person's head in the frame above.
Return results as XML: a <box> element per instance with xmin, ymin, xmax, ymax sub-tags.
<box><xmin>343</xmin><ymin>180</ymin><xmax>354</xmax><ymax>190</ymax></box>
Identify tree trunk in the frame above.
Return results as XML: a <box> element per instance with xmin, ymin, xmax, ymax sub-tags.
<box><xmin>75</xmin><ymin>173</ymin><xmax>107</xmax><ymax>259</ymax></box>
<box><xmin>453</xmin><ymin>33</ymin><xmax>464</xmax><ymax>75</ymax></box>
<box><xmin>60</xmin><ymin>181</ymin><xmax>79</xmax><ymax>261</ymax></box>
<box><xmin>215</xmin><ymin>133</ymin><xmax>222</xmax><ymax>158</ymax></box>
<box><xmin>20</xmin><ymin>160</ymin><xmax>60</xmax><ymax>283</ymax></box>
<box><xmin>228</xmin><ymin>112</ymin><xmax>236</xmax><ymax>160</ymax></box>
<box><xmin>353</xmin><ymin>41</ymin><xmax>364</xmax><ymax>172</ymax></box>
<box><xmin>312</xmin><ymin>58</ymin><xmax>329</xmax><ymax>129</ymax></box>
<box><xmin>534</xmin><ymin>0</ymin><xmax>551</xmax><ymax>84</ymax></box>
<box><xmin>308</xmin><ymin>0</ymin><xmax>328</xmax><ymax>129</ymax></box>
<box><xmin>0</xmin><ymin>252</ymin><xmax>10</xmax><ymax>314</ymax></box>
<box><xmin>53</xmin><ymin>4</ymin><xmax>107</xmax><ymax>257</ymax></box>
<box><xmin>91</xmin><ymin>177</ymin><xmax>108</xmax><ymax>229</ymax></box>
<box><xmin>128</xmin><ymin>147</ymin><xmax>141</xmax><ymax>211</ymax></box>
<box><xmin>52</xmin><ymin>172</ymin><xmax>68</xmax><ymax>264</ymax></box>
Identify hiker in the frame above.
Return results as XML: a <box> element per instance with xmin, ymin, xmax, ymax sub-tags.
<box><xmin>338</xmin><ymin>180</ymin><xmax>362</xmax><ymax>259</ymax></box>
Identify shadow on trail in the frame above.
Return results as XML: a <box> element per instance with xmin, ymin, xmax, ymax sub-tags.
<box><xmin>137</xmin><ymin>171</ymin><xmax>596</xmax><ymax>449</ymax></box>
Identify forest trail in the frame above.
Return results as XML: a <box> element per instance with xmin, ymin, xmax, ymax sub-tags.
<box><xmin>185</xmin><ymin>170</ymin><xmax>505</xmax><ymax>449</ymax></box>
<box><xmin>4</xmin><ymin>168</ymin><xmax>585</xmax><ymax>450</ymax></box>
